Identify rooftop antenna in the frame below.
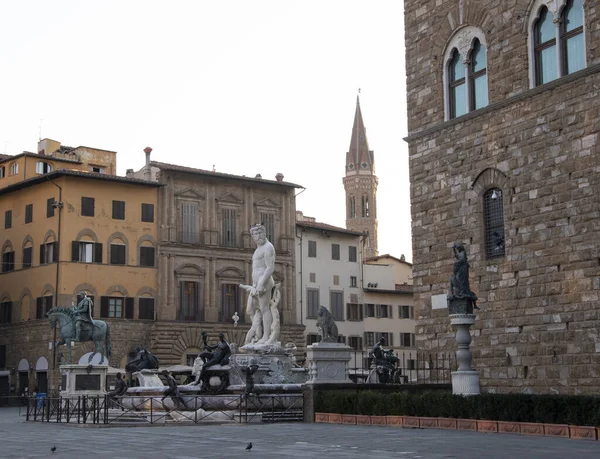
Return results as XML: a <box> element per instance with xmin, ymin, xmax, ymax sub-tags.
<box><xmin>38</xmin><ymin>118</ymin><xmax>44</xmax><ymax>141</ymax></box>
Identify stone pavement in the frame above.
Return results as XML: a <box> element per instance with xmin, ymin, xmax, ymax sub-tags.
<box><xmin>1</xmin><ymin>408</ymin><xmax>599</xmax><ymax>459</ymax></box>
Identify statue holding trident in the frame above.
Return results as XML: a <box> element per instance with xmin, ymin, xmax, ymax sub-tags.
<box><xmin>240</xmin><ymin>224</ymin><xmax>282</xmax><ymax>347</ymax></box>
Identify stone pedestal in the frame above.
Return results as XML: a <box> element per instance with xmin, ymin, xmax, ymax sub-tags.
<box><xmin>449</xmin><ymin>312</ymin><xmax>480</xmax><ymax>395</ymax></box>
<box><xmin>60</xmin><ymin>364</ymin><xmax>108</xmax><ymax>398</ymax></box>
<box><xmin>306</xmin><ymin>342</ymin><xmax>352</xmax><ymax>384</ymax></box>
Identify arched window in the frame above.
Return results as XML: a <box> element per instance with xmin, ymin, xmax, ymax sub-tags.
<box><xmin>561</xmin><ymin>0</ymin><xmax>585</xmax><ymax>75</ymax></box>
<box><xmin>35</xmin><ymin>161</ymin><xmax>53</xmax><ymax>174</ymax></box>
<box><xmin>448</xmin><ymin>49</ymin><xmax>466</xmax><ymax>119</ymax></box>
<box><xmin>10</xmin><ymin>163</ymin><xmax>18</xmax><ymax>176</ymax></box>
<box><xmin>483</xmin><ymin>188</ymin><xmax>505</xmax><ymax>259</ymax></box>
<box><xmin>348</xmin><ymin>196</ymin><xmax>356</xmax><ymax>218</ymax></box>
<box><xmin>444</xmin><ymin>27</ymin><xmax>488</xmax><ymax>120</ymax></box>
<box><xmin>470</xmin><ymin>39</ymin><xmax>488</xmax><ymax>110</ymax></box>
<box><xmin>530</xmin><ymin>0</ymin><xmax>586</xmax><ymax>87</ymax></box>
<box><xmin>534</xmin><ymin>7</ymin><xmax>558</xmax><ymax>86</ymax></box>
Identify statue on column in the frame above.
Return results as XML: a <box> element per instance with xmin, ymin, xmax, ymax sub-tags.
<box><xmin>240</xmin><ymin>224</ymin><xmax>282</xmax><ymax>347</ymax></box>
<box><xmin>448</xmin><ymin>242</ymin><xmax>479</xmax><ymax>310</ymax></box>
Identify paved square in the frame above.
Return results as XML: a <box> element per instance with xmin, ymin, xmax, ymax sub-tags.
<box><xmin>1</xmin><ymin>408</ymin><xmax>598</xmax><ymax>458</ymax></box>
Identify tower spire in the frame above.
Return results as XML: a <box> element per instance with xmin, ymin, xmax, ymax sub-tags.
<box><xmin>343</xmin><ymin>94</ymin><xmax>379</xmax><ymax>258</ymax></box>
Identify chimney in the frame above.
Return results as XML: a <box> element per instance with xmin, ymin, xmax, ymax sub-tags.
<box><xmin>126</xmin><ymin>169</ymin><xmax>134</xmax><ymax>178</ymax></box>
<box><xmin>275</xmin><ymin>173</ymin><xmax>284</xmax><ymax>182</ymax></box>
<box><xmin>143</xmin><ymin>147</ymin><xmax>152</xmax><ymax>181</ymax></box>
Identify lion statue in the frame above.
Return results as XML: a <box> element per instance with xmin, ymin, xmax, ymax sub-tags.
<box><xmin>316</xmin><ymin>306</ymin><xmax>338</xmax><ymax>343</ymax></box>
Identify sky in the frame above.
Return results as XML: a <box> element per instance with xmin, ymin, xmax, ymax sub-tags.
<box><xmin>0</xmin><ymin>1</ymin><xmax>411</xmax><ymax>261</ymax></box>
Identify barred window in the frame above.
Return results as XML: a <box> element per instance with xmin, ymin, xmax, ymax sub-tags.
<box><xmin>483</xmin><ymin>188</ymin><xmax>505</xmax><ymax>259</ymax></box>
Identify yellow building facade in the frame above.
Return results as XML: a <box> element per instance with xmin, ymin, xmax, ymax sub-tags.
<box><xmin>0</xmin><ymin>140</ymin><xmax>159</xmax><ymax>400</ymax></box>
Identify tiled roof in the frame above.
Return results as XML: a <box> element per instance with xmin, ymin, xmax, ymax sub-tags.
<box><xmin>151</xmin><ymin>161</ymin><xmax>303</xmax><ymax>188</ymax></box>
<box><xmin>0</xmin><ymin>152</ymin><xmax>82</xmax><ymax>164</ymax></box>
<box><xmin>0</xmin><ymin>169</ymin><xmax>161</xmax><ymax>196</ymax></box>
<box><xmin>296</xmin><ymin>220</ymin><xmax>363</xmax><ymax>236</ymax></box>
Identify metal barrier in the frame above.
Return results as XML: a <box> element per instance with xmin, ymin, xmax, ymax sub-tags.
<box><xmin>348</xmin><ymin>351</ymin><xmax>455</xmax><ymax>384</ymax></box>
<box><xmin>25</xmin><ymin>393</ymin><xmax>304</xmax><ymax>425</ymax></box>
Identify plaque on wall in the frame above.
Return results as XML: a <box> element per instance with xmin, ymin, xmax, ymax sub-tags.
<box><xmin>75</xmin><ymin>374</ymin><xmax>101</xmax><ymax>391</ymax></box>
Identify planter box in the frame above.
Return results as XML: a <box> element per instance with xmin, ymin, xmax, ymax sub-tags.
<box><xmin>402</xmin><ymin>416</ymin><xmax>420</xmax><ymax>428</ymax></box>
<box><xmin>569</xmin><ymin>425</ymin><xmax>597</xmax><ymax>440</ymax></box>
<box><xmin>341</xmin><ymin>415</ymin><xmax>357</xmax><ymax>425</ymax></box>
<box><xmin>519</xmin><ymin>422</ymin><xmax>544</xmax><ymax>436</ymax></box>
<box><xmin>370</xmin><ymin>416</ymin><xmax>387</xmax><ymax>426</ymax></box>
<box><xmin>438</xmin><ymin>418</ymin><xmax>457</xmax><ymax>429</ymax></box>
<box><xmin>315</xmin><ymin>413</ymin><xmax>328</xmax><ymax>423</ymax></box>
<box><xmin>456</xmin><ymin>419</ymin><xmax>477</xmax><ymax>431</ymax></box>
<box><xmin>498</xmin><ymin>421</ymin><xmax>520</xmax><ymax>434</ymax></box>
<box><xmin>356</xmin><ymin>415</ymin><xmax>371</xmax><ymax>426</ymax></box>
<box><xmin>419</xmin><ymin>417</ymin><xmax>438</xmax><ymax>429</ymax></box>
<box><xmin>328</xmin><ymin>413</ymin><xmax>342</xmax><ymax>424</ymax></box>
<box><xmin>477</xmin><ymin>420</ymin><xmax>498</xmax><ymax>433</ymax></box>
<box><xmin>386</xmin><ymin>416</ymin><xmax>404</xmax><ymax>427</ymax></box>
<box><xmin>543</xmin><ymin>424</ymin><xmax>569</xmax><ymax>438</ymax></box>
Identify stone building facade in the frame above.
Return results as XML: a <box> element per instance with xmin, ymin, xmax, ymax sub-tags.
<box><xmin>146</xmin><ymin>161</ymin><xmax>305</xmax><ymax>367</ymax></box>
<box><xmin>404</xmin><ymin>0</ymin><xmax>600</xmax><ymax>393</ymax></box>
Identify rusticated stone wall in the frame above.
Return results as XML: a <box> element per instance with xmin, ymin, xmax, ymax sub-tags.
<box><xmin>404</xmin><ymin>0</ymin><xmax>600</xmax><ymax>394</ymax></box>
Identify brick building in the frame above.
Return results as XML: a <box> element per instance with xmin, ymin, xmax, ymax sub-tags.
<box><xmin>404</xmin><ymin>0</ymin><xmax>599</xmax><ymax>393</ymax></box>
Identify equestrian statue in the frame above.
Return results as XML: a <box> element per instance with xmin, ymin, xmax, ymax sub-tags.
<box><xmin>47</xmin><ymin>292</ymin><xmax>112</xmax><ymax>365</ymax></box>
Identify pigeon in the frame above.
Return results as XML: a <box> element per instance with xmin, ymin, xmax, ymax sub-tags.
<box><xmin>51</xmin><ymin>445</ymin><xmax>57</xmax><ymax>454</ymax></box>
<box><xmin>246</xmin><ymin>442</ymin><xmax>253</xmax><ymax>451</ymax></box>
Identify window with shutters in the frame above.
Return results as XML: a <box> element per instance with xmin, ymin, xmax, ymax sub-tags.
<box><xmin>399</xmin><ymin>305</ymin><xmax>414</xmax><ymax>319</ymax></box>
<box><xmin>178</xmin><ymin>281</ymin><xmax>203</xmax><ymax>321</ymax></box>
<box><xmin>331</xmin><ymin>243</ymin><xmax>340</xmax><ymax>260</ymax></box>
<box><xmin>377</xmin><ymin>304</ymin><xmax>389</xmax><ymax>318</ymax></box>
<box><xmin>337</xmin><ymin>335</ymin><xmax>346</xmax><ymax>344</ymax></box>
<box><xmin>221</xmin><ymin>207</ymin><xmax>238</xmax><ymax>247</ymax></box>
<box><xmin>308</xmin><ymin>240</ymin><xmax>317</xmax><ymax>258</ymax></box>
<box><xmin>330</xmin><ymin>291</ymin><xmax>343</xmax><ymax>321</ymax></box>
<box><xmin>112</xmin><ymin>200</ymin><xmax>125</xmax><ymax>220</ymax></box>
<box><xmin>346</xmin><ymin>303</ymin><xmax>363</xmax><ymax>321</ymax></box>
<box><xmin>25</xmin><ymin>204</ymin><xmax>33</xmax><ymax>224</ymax></box>
<box><xmin>350</xmin><ymin>276</ymin><xmax>357</xmax><ymax>287</ymax></box>
<box><xmin>81</xmin><ymin>197</ymin><xmax>95</xmax><ymax>217</ymax></box>
<box><xmin>1</xmin><ymin>248</ymin><xmax>14</xmax><ymax>272</ymax></box>
<box><xmin>47</xmin><ymin>197</ymin><xmax>56</xmax><ymax>218</ymax></box>
<box><xmin>139</xmin><ymin>246</ymin><xmax>155</xmax><ymax>267</ymax></box>
<box><xmin>376</xmin><ymin>331</ymin><xmax>394</xmax><ymax>346</ymax></box>
<box><xmin>307</xmin><ymin>288</ymin><xmax>319</xmax><ymax>319</ymax></box>
<box><xmin>110</xmin><ymin>243</ymin><xmax>126</xmax><ymax>265</ymax></box>
<box><xmin>36</xmin><ymin>161</ymin><xmax>53</xmax><ymax>174</ymax></box>
<box><xmin>306</xmin><ymin>333</ymin><xmax>320</xmax><ymax>345</ymax></box>
<box><xmin>141</xmin><ymin>203</ymin><xmax>154</xmax><ymax>223</ymax></box>
<box><xmin>348</xmin><ymin>336</ymin><xmax>363</xmax><ymax>350</ymax></box>
<box><xmin>309</xmin><ymin>272</ymin><xmax>316</xmax><ymax>283</ymax></box>
<box><xmin>349</xmin><ymin>246</ymin><xmax>357</xmax><ymax>262</ymax></box>
<box><xmin>181</xmin><ymin>202</ymin><xmax>199</xmax><ymax>243</ymax></box>
<box><xmin>22</xmin><ymin>245</ymin><xmax>32</xmax><ymax>269</ymax></box>
<box><xmin>138</xmin><ymin>297</ymin><xmax>155</xmax><ymax>320</ymax></box>
<box><xmin>4</xmin><ymin>210</ymin><xmax>12</xmax><ymax>229</ymax></box>
<box><xmin>221</xmin><ymin>283</ymin><xmax>240</xmax><ymax>322</ymax></box>
<box><xmin>72</xmin><ymin>241</ymin><xmax>102</xmax><ymax>263</ymax></box>
<box><xmin>365</xmin><ymin>304</ymin><xmax>375</xmax><ymax>318</ymax></box>
<box><xmin>399</xmin><ymin>333</ymin><xmax>416</xmax><ymax>348</ymax></box>
<box><xmin>100</xmin><ymin>296</ymin><xmax>134</xmax><ymax>319</ymax></box>
<box><xmin>39</xmin><ymin>241</ymin><xmax>58</xmax><ymax>265</ymax></box>
<box><xmin>365</xmin><ymin>332</ymin><xmax>375</xmax><ymax>348</ymax></box>
<box><xmin>259</xmin><ymin>212</ymin><xmax>275</xmax><ymax>243</ymax></box>
<box><xmin>36</xmin><ymin>296</ymin><xmax>53</xmax><ymax>319</ymax></box>
<box><xmin>0</xmin><ymin>301</ymin><xmax>12</xmax><ymax>323</ymax></box>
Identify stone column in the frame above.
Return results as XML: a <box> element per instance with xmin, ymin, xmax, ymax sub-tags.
<box><xmin>449</xmin><ymin>310</ymin><xmax>480</xmax><ymax>395</ymax></box>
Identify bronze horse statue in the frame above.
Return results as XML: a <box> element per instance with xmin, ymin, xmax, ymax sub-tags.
<box><xmin>47</xmin><ymin>306</ymin><xmax>112</xmax><ymax>364</ymax></box>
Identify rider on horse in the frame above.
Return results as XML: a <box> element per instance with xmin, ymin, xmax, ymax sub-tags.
<box><xmin>73</xmin><ymin>291</ymin><xmax>94</xmax><ymax>342</ymax></box>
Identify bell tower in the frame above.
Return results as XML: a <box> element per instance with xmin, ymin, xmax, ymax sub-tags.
<box><xmin>343</xmin><ymin>95</ymin><xmax>378</xmax><ymax>258</ymax></box>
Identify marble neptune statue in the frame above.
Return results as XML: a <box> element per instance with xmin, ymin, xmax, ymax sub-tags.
<box><xmin>240</xmin><ymin>224</ymin><xmax>281</xmax><ymax>347</ymax></box>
